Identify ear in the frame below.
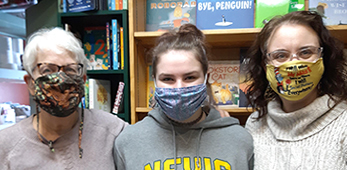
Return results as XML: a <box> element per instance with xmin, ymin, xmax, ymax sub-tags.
<box><xmin>24</xmin><ymin>74</ymin><xmax>35</xmax><ymax>96</ymax></box>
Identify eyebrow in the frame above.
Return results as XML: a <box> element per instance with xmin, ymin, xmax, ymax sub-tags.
<box><xmin>158</xmin><ymin>71</ymin><xmax>200</xmax><ymax>77</ymax></box>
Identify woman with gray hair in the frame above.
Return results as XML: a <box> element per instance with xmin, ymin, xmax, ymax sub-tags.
<box><xmin>0</xmin><ymin>27</ymin><xmax>128</xmax><ymax>169</ymax></box>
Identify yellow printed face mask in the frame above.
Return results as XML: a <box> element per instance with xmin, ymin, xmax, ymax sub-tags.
<box><xmin>266</xmin><ymin>58</ymin><xmax>324</xmax><ymax>101</ymax></box>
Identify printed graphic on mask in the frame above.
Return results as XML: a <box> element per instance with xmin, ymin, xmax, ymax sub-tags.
<box><xmin>266</xmin><ymin>58</ymin><xmax>324</xmax><ymax>101</ymax></box>
<box><xmin>33</xmin><ymin>72</ymin><xmax>84</xmax><ymax>117</ymax></box>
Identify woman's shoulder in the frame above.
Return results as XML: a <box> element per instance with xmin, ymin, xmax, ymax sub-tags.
<box><xmin>84</xmin><ymin>109</ymin><xmax>128</xmax><ymax>136</ymax></box>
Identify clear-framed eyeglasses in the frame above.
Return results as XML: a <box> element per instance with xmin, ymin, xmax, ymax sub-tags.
<box><xmin>266</xmin><ymin>46</ymin><xmax>323</xmax><ymax>66</ymax></box>
<box><xmin>35</xmin><ymin>63</ymin><xmax>84</xmax><ymax>76</ymax></box>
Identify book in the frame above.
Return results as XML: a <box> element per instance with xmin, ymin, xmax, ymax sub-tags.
<box><xmin>112</xmin><ymin>81</ymin><xmax>125</xmax><ymax>114</ymax></box>
<box><xmin>208</xmin><ymin>60</ymin><xmax>240</xmax><ymax>108</ymax></box>
<box><xmin>119</xmin><ymin>0</ymin><xmax>123</xmax><ymax>10</ymax></box>
<box><xmin>83</xmin><ymin>27</ymin><xmax>110</xmax><ymax>70</ymax></box>
<box><xmin>309</xmin><ymin>0</ymin><xmax>347</xmax><ymax>25</ymax></box>
<box><xmin>112</xmin><ymin>19</ymin><xmax>119</xmax><ymax>70</ymax></box>
<box><xmin>255</xmin><ymin>0</ymin><xmax>305</xmax><ymax>28</ymax></box>
<box><xmin>146</xmin><ymin>0</ymin><xmax>197</xmax><ymax>31</ymax></box>
<box><xmin>196</xmin><ymin>0</ymin><xmax>254</xmax><ymax>30</ymax></box>
<box><xmin>239</xmin><ymin>48</ymin><xmax>251</xmax><ymax>107</ymax></box>
<box><xmin>84</xmin><ymin>79</ymin><xmax>89</xmax><ymax>109</ymax></box>
<box><xmin>89</xmin><ymin>78</ymin><xmax>111</xmax><ymax>112</ymax></box>
<box><xmin>120</xmin><ymin>27</ymin><xmax>124</xmax><ymax>70</ymax></box>
<box><xmin>67</xmin><ymin>0</ymin><xmax>98</xmax><ymax>13</ymax></box>
<box><xmin>123</xmin><ymin>0</ymin><xmax>127</xmax><ymax>9</ymax></box>
<box><xmin>147</xmin><ymin>65</ymin><xmax>156</xmax><ymax>108</ymax></box>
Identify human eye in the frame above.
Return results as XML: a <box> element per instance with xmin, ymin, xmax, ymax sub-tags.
<box><xmin>39</xmin><ymin>64</ymin><xmax>53</xmax><ymax>75</ymax></box>
<box><xmin>299</xmin><ymin>48</ymin><xmax>314</xmax><ymax>59</ymax></box>
<box><xmin>161</xmin><ymin>77</ymin><xmax>174</xmax><ymax>82</ymax></box>
<box><xmin>185</xmin><ymin>75</ymin><xmax>197</xmax><ymax>81</ymax></box>
<box><xmin>272</xmin><ymin>51</ymin><xmax>289</xmax><ymax>61</ymax></box>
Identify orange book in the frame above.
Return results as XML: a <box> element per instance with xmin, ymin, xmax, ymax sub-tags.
<box><xmin>119</xmin><ymin>0</ymin><xmax>123</xmax><ymax>10</ymax></box>
<box><xmin>115</xmin><ymin>0</ymin><xmax>119</xmax><ymax>10</ymax></box>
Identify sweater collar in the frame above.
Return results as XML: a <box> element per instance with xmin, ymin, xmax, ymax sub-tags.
<box><xmin>267</xmin><ymin>94</ymin><xmax>346</xmax><ymax>141</ymax></box>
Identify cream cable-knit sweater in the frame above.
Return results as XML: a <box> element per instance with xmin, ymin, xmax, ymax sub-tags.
<box><xmin>246</xmin><ymin>95</ymin><xmax>347</xmax><ymax>170</ymax></box>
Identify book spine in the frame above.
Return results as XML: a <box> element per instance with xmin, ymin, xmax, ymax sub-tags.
<box><xmin>120</xmin><ymin>27</ymin><xmax>124</xmax><ymax>70</ymax></box>
<box><xmin>116</xmin><ymin>0</ymin><xmax>119</xmax><ymax>10</ymax></box>
<box><xmin>89</xmin><ymin>79</ymin><xmax>95</xmax><ymax>109</ymax></box>
<box><xmin>63</xmin><ymin>0</ymin><xmax>67</xmax><ymax>13</ymax></box>
<box><xmin>119</xmin><ymin>0</ymin><xmax>123</xmax><ymax>10</ymax></box>
<box><xmin>112</xmin><ymin>81</ymin><xmax>125</xmax><ymax>114</ymax></box>
<box><xmin>111</xmin><ymin>0</ymin><xmax>115</xmax><ymax>10</ymax></box>
<box><xmin>123</xmin><ymin>0</ymin><xmax>127</xmax><ymax>10</ymax></box>
<box><xmin>106</xmin><ymin>22</ymin><xmax>111</xmax><ymax>70</ymax></box>
<box><xmin>112</xmin><ymin>19</ymin><xmax>119</xmax><ymax>70</ymax></box>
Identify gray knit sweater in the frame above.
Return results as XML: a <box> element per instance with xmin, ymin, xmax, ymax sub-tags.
<box><xmin>246</xmin><ymin>95</ymin><xmax>347</xmax><ymax>170</ymax></box>
<box><xmin>0</xmin><ymin>109</ymin><xmax>128</xmax><ymax>170</ymax></box>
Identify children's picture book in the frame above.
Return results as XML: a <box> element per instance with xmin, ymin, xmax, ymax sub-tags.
<box><xmin>255</xmin><ymin>0</ymin><xmax>305</xmax><ymax>28</ymax></box>
<box><xmin>89</xmin><ymin>78</ymin><xmax>111</xmax><ymax>113</ymax></box>
<box><xmin>208</xmin><ymin>60</ymin><xmax>240</xmax><ymax>108</ymax></box>
<box><xmin>146</xmin><ymin>0</ymin><xmax>197</xmax><ymax>31</ymax></box>
<box><xmin>83</xmin><ymin>27</ymin><xmax>110</xmax><ymax>70</ymax></box>
<box><xmin>84</xmin><ymin>79</ymin><xmax>89</xmax><ymax>109</ymax></box>
<box><xmin>67</xmin><ymin>0</ymin><xmax>98</xmax><ymax>13</ymax></box>
<box><xmin>147</xmin><ymin>65</ymin><xmax>156</xmax><ymax>108</ymax></box>
<box><xmin>196</xmin><ymin>0</ymin><xmax>254</xmax><ymax>30</ymax></box>
<box><xmin>309</xmin><ymin>0</ymin><xmax>347</xmax><ymax>25</ymax></box>
<box><xmin>239</xmin><ymin>48</ymin><xmax>251</xmax><ymax>107</ymax></box>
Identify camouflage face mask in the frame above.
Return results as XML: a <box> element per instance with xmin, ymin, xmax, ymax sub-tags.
<box><xmin>33</xmin><ymin>72</ymin><xmax>85</xmax><ymax>117</ymax></box>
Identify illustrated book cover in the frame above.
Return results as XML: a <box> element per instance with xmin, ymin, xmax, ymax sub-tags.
<box><xmin>208</xmin><ymin>60</ymin><xmax>240</xmax><ymax>108</ymax></box>
<box><xmin>147</xmin><ymin>65</ymin><xmax>156</xmax><ymax>108</ymax></box>
<box><xmin>255</xmin><ymin>0</ymin><xmax>305</xmax><ymax>28</ymax></box>
<box><xmin>309</xmin><ymin>0</ymin><xmax>347</xmax><ymax>25</ymax></box>
<box><xmin>196</xmin><ymin>0</ymin><xmax>254</xmax><ymax>30</ymax></box>
<box><xmin>67</xmin><ymin>0</ymin><xmax>98</xmax><ymax>13</ymax></box>
<box><xmin>89</xmin><ymin>78</ymin><xmax>111</xmax><ymax>113</ymax></box>
<box><xmin>146</xmin><ymin>0</ymin><xmax>197</xmax><ymax>31</ymax></box>
<box><xmin>83</xmin><ymin>27</ymin><xmax>110</xmax><ymax>70</ymax></box>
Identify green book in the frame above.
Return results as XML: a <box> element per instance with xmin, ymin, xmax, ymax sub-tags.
<box><xmin>255</xmin><ymin>0</ymin><xmax>305</xmax><ymax>28</ymax></box>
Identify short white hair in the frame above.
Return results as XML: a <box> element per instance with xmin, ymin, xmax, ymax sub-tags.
<box><xmin>23</xmin><ymin>27</ymin><xmax>88</xmax><ymax>76</ymax></box>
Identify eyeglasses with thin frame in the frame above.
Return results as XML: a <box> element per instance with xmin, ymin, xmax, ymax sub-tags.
<box><xmin>35</xmin><ymin>63</ymin><xmax>84</xmax><ymax>76</ymax></box>
<box><xmin>266</xmin><ymin>46</ymin><xmax>323</xmax><ymax>66</ymax></box>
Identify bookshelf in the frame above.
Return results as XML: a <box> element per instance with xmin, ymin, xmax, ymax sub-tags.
<box><xmin>26</xmin><ymin>2</ymin><xmax>130</xmax><ymax>123</ymax></box>
<box><xmin>128</xmin><ymin>0</ymin><xmax>347</xmax><ymax>124</ymax></box>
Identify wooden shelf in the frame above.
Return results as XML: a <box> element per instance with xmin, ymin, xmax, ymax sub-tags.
<box><xmin>134</xmin><ymin>25</ymin><xmax>347</xmax><ymax>48</ymax></box>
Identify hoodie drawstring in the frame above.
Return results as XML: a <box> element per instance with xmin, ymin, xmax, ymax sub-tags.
<box><xmin>195</xmin><ymin>127</ymin><xmax>204</xmax><ymax>169</ymax></box>
<box><xmin>170</xmin><ymin>123</ymin><xmax>177</xmax><ymax>170</ymax></box>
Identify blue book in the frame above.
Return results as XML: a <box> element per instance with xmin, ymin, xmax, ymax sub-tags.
<box><xmin>196</xmin><ymin>0</ymin><xmax>254</xmax><ymax>30</ymax></box>
<box><xmin>112</xmin><ymin>19</ymin><xmax>119</xmax><ymax>70</ymax></box>
<box><xmin>146</xmin><ymin>0</ymin><xmax>197</xmax><ymax>31</ymax></box>
<box><xmin>309</xmin><ymin>0</ymin><xmax>347</xmax><ymax>25</ymax></box>
<box><xmin>67</xmin><ymin>0</ymin><xmax>98</xmax><ymax>12</ymax></box>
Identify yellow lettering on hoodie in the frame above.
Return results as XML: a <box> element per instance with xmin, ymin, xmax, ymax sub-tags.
<box><xmin>194</xmin><ymin>157</ymin><xmax>202</xmax><ymax>170</ymax></box>
<box><xmin>204</xmin><ymin>157</ymin><xmax>212</xmax><ymax>170</ymax></box>
<box><xmin>183</xmin><ymin>157</ymin><xmax>191</xmax><ymax>169</ymax></box>
<box><xmin>214</xmin><ymin>159</ymin><xmax>231</xmax><ymax>170</ymax></box>
<box><xmin>144</xmin><ymin>160</ymin><xmax>161</xmax><ymax>170</ymax></box>
<box><xmin>164</xmin><ymin>158</ymin><xmax>182</xmax><ymax>170</ymax></box>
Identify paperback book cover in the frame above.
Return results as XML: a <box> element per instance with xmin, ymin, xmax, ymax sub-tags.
<box><xmin>83</xmin><ymin>27</ymin><xmax>110</xmax><ymax>70</ymax></box>
<box><xmin>112</xmin><ymin>19</ymin><xmax>119</xmax><ymax>70</ymax></box>
<box><xmin>146</xmin><ymin>0</ymin><xmax>197</xmax><ymax>31</ymax></box>
<box><xmin>89</xmin><ymin>78</ymin><xmax>111</xmax><ymax>112</ymax></box>
<box><xmin>67</xmin><ymin>0</ymin><xmax>98</xmax><ymax>13</ymax></box>
<box><xmin>196</xmin><ymin>0</ymin><xmax>254</xmax><ymax>30</ymax></box>
<box><xmin>239</xmin><ymin>48</ymin><xmax>251</xmax><ymax>107</ymax></box>
<box><xmin>309</xmin><ymin>0</ymin><xmax>347</xmax><ymax>25</ymax></box>
<box><xmin>208</xmin><ymin>60</ymin><xmax>240</xmax><ymax>108</ymax></box>
<box><xmin>147</xmin><ymin>65</ymin><xmax>156</xmax><ymax>108</ymax></box>
<box><xmin>255</xmin><ymin>0</ymin><xmax>305</xmax><ymax>28</ymax></box>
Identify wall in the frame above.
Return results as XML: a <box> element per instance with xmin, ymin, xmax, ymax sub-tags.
<box><xmin>0</xmin><ymin>82</ymin><xmax>29</xmax><ymax>105</ymax></box>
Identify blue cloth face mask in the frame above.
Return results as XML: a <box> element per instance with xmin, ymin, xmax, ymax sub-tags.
<box><xmin>154</xmin><ymin>76</ymin><xmax>207</xmax><ymax>121</ymax></box>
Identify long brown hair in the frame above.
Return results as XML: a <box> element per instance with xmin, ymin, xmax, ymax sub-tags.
<box><xmin>244</xmin><ymin>11</ymin><xmax>347</xmax><ymax>118</ymax></box>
